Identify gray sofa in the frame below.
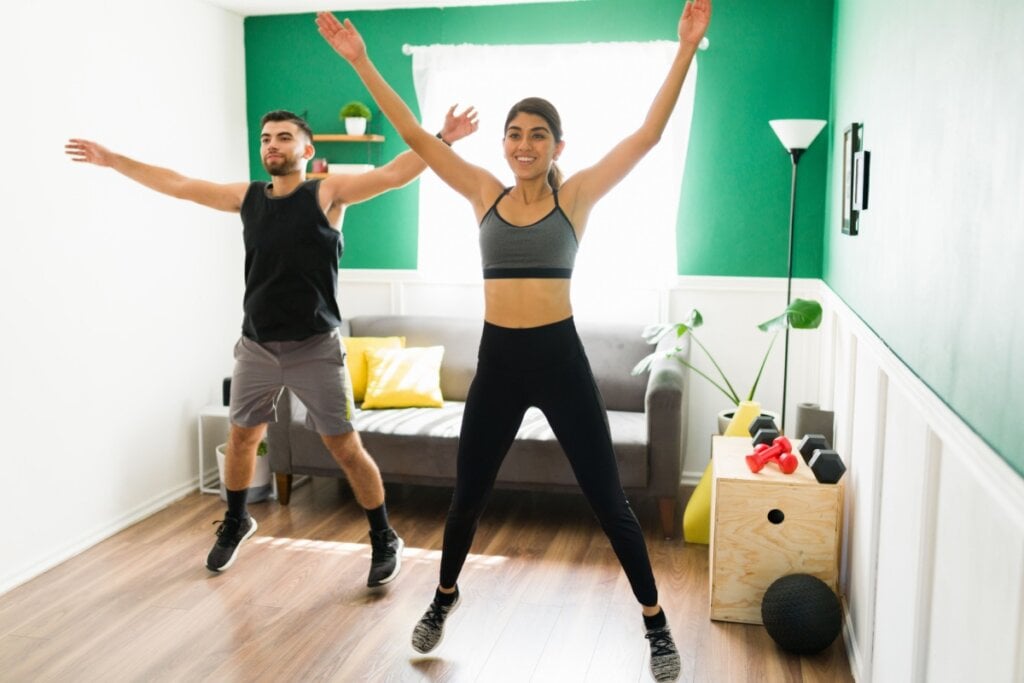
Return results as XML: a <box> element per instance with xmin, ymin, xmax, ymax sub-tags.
<box><xmin>266</xmin><ymin>315</ymin><xmax>689</xmax><ymax>537</ymax></box>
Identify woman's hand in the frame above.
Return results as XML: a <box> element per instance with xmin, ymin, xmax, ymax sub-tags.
<box><xmin>439</xmin><ymin>105</ymin><xmax>480</xmax><ymax>144</ymax></box>
<box><xmin>678</xmin><ymin>0</ymin><xmax>712</xmax><ymax>48</ymax></box>
<box><xmin>316</xmin><ymin>12</ymin><xmax>367</xmax><ymax>63</ymax></box>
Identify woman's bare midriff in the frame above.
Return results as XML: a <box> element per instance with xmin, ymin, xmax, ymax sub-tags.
<box><xmin>484</xmin><ymin>279</ymin><xmax>573</xmax><ymax>328</ymax></box>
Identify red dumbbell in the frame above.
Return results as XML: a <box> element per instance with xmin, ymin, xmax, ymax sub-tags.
<box><xmin>745</xmin><ymin>436</ymin><xmax>798</xmax><ymax>474</ymax></box>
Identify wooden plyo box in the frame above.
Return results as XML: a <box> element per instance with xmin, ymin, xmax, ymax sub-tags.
<box><xmin>708</xmin><ymin>435</ymin><xmax>843</xmax><ymax>624</ymax></box>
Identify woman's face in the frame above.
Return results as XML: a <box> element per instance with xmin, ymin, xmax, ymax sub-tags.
<box><xmin>503</xmin><ymin>111</ymin><xmax>564</xmax><ymax>182</ymax></box>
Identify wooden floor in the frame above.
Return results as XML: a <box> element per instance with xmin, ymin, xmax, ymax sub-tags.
<box><xmin>0</xmin><ymin>479</ymin><xmax>852</xmax><ymax>682</ymax></box>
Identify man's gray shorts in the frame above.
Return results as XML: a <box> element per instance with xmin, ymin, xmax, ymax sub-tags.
<box><xmin>229</xmin><ymin>329</ymin><xmax>355</xmax><ymax>436</ymax></box>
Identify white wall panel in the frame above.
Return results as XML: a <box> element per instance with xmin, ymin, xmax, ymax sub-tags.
<box><xmin>338</xmin><ymin>277</ymin><xmax>398</xmax><ymax>319</ymax></box>
<box><xmin>871</xmin><ymin>385</ymin><xmax>932</xmax><ymax>683</ymax></box>
<box><xmin>843</xmin><ymin>347</ymin><xmax>886</xmax><ymax>677</ymax></box>
<box><xmin>926</xmin><ymin>443</ymin><xmax>1024</xmax><ymax>682</ymax></box>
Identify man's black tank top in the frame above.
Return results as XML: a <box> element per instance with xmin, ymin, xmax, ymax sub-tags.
<box><xmin>240</xmin><ymin>179</ymin><xmax>343</xmax><ymax>342</ymax></box>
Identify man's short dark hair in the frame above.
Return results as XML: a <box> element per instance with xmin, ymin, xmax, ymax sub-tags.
<box><xmin>260</xmin><ymin>110</ymin><xmax>313</xmax><ymax>143</ymax></box>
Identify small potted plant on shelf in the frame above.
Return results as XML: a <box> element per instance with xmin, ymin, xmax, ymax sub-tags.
<box><xmin>340</xmin><ymin>100</ymin><xmax>372</xmax><ymax>136</ymax></box>
<box><xmin>632</xmin><ymin>298</ymin><xmax>823</xmax><ymax>433</ymax></box>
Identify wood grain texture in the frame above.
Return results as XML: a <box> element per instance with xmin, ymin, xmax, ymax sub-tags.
<box><xmin>0</xmin><ymin>480</ymin><xmax>852</xmax><ymax>681</ymax></box>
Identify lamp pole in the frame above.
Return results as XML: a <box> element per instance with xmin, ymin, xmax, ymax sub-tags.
<box><xmin>781</xmin><ymin>147</ymin><xmax>804</xmax><ymax>433</ymax></box>
<box><xmin>768</xmin><ymin>119</ymin><xmax>825</xmax><ymax>435</ymax></box>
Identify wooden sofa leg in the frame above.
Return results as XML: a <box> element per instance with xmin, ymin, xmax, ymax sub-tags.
<box><xmin>276</xmin><ymin>473</ymin><xmax>293</xmax><ymax>505</ymax></box>
<box><xmin>658</xmin><ymin>497</ymin><xmax>676</xmax><ymax>539</ymax></box>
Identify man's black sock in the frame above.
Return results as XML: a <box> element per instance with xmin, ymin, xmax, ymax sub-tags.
<box><xmin>366</xmin><ymin>503</ymin><xmax>390</xmax><ymax>532</ymax></box>
<box><xmin>226</xmin><ymin>488</ymin><xmax>249</xmax><ymax>520</ymax></box>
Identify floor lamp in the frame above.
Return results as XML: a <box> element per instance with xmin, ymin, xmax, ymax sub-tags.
<box><xmin>769</xmin><ymin>119</ymin><xmax>826</xmax><ymax>433</ymax></box>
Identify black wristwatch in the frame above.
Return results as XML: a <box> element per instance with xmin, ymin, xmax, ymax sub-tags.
<box><xmin>435</xmin><ymin>131</ymin><xmax>452</xmax><ymax>146</ymax></box>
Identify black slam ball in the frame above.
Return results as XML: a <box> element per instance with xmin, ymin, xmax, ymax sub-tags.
<box><xmin>760</xmin><ymin>574</ymin><xmax>842</xmax><ymax>655</ymax></box>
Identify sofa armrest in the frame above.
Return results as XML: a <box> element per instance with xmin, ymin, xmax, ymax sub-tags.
<box><xmin>644</xmin><ymin>337</ymin><xmax>689</xmax><ymax>499</ymax></box>
<box><xmin>266</xmin><ymin>388</ymin><xmax>297</xmax><ymax>473</ymax></box>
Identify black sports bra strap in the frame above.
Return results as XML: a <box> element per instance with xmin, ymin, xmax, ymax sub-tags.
<box><xmin>488</xmin><ymin>187</ymin><xmax>513</xmax><ymax>214</ymax></box>
<box><xmin>553</xmin><ymin>188</ymin><xmax>559</xmax><ymax>208</ymax></box>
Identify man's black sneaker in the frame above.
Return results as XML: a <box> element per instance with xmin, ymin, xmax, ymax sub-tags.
<box><xmin>367</xmin><ymin>528</ymin><xmax>404</xmax><ymax>587</ymax></box>
<box><xmin>645</xmin><ymin>625</ymin><xmax>681</xmax><ymax>682</ymax></box>
<box><xmin>206</xmin><ymin>514</ymin><xmax>257</xmax><ymax>572</ymax></box>
<box><xmin>411</xmin><ymin>591</ymin><xmax>460</xmax><ymax>654</ymax></box>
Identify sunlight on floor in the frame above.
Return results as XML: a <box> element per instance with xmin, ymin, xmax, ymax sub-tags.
<box><xmin>249</xmin><ymin>535</ymin><xmax>510</xmax><ymax>568</ymax></box>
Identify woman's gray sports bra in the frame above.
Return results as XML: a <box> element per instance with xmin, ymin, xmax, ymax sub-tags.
<box><xmin>479</xmin><ymin>187</ymin><xmax>579</xmax><ymax>279</ymax></box>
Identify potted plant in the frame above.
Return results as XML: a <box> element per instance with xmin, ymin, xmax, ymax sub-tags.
<box><xmin>632</xmin><ymin>298</ymin><xmax>823</xmax><ymax>432</ymax></box>
<box><xmin>339</xmin><ymin>100</ymin><xmax>372</xmax><ymax>136</ymax></box>
<box><xmin>215</xmin><ymin>440</ymin><xmax>272</xmax><ymax>502</ymax></box>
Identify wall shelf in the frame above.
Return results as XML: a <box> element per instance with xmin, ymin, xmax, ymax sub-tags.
<box><xmin>312</xmin><ymin>134</ymin><xmax>384</xmax><ymax>143</ymax></box>
<box><xmin>311</xmin><ymin>133</ymin><xmax>384</xmax><ymax>167</ymax></box>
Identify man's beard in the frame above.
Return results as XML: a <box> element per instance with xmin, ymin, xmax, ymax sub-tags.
<box><xmin>262</xmin><ymin>154</ymin><xmax>297</xmax><ymax>176</ymax></box>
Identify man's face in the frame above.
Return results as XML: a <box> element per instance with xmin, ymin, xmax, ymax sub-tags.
<box><xmin>259</xmin><ymin>121</ymin><xmax>312</xmax><ymax>176</ymax></box>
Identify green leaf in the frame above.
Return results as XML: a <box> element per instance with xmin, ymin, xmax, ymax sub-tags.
<box><xmin>640</xmin><ymin>309</ymin><xmax>702</xmax><ymax>346</ymax></box>
<box><xmin>757</xmin><ymin>298</ymin><xmax>823</xmax><ymax>333</ymax></box>
<box><xmin>640</xmin><ymin>324</ymin><xmax>677</xmax><ymax>346</ymax></box>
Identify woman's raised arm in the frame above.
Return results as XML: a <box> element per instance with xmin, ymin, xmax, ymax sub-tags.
<box><xmin>562</xmin><ymin>0</ymin><xmax>711</xmax><ymax>226</ymax></box>
<box><xmin>316</xmin><ymin>12</ymin><xmax>499</xmax><ymax>213</ymax></box>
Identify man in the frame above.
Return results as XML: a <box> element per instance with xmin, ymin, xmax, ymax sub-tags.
<box><xmin>65</xmin><ymin>106</ymin><xmax>478</xmax><ymax>586</ymax></box>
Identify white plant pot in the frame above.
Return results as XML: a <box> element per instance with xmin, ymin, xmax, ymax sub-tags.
<box><xmin>344</xmin><ymin>117</ymin><xmax>367</xmax><ymax>135</ymax></box>
<box><xmin>215</xmin><ymin>443</ymin><xmax>272</xmax><ymax>503</ymax></box>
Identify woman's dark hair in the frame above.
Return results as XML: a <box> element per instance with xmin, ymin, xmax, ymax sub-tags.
<box><xmin>260</xmin><ymin>110</ymin><xmax>313</xmax><ymax>144</ymax></box>
<box><xmin>504</xmin><ymin>97</ymin><xmax>564</xmax><ymax>190</ymax></box>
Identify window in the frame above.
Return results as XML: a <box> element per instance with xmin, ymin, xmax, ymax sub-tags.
<box><xmin>409</xmin><ymin>41</ymin><xmax>696</xmax><ymax>299</ymax></box>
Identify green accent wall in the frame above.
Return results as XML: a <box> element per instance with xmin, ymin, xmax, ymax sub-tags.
<box><xmin>826</xmin><ymin>0</ymin><xmax>1023</xmax><ymax>475</ymax></box>
<box><xmin>243</xmin><ymin>0</ymin><xmax>834</xmax><ymax>274</ymax></box>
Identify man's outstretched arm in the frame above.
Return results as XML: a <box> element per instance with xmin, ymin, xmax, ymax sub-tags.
<box><xmin>320</xmin><ymin>104</ymin><xmax>478</xmax><ymax>207</ymax></box>
<box><xmin>65</xmin><ymin>139</ymin><xmax>248</xmax><ymax>213</ymax></box>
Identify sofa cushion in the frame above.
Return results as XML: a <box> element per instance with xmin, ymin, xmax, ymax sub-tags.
<box><xmin>342</xmin><ymin>336</ymin><xmax>405</xmax><ymax>401</ymax></box>
<box><xmin>362</xmin><ymin>346</ymin><xmax>446</xmax><ymax>409</ymax></box>
<box><xmin>349</xmin><ymin>316</ymin><xmax>482</xmax><ymax>402</ymax></box>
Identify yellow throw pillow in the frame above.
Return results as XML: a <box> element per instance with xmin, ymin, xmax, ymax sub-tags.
<box><xmin>342</xmin><ymin>336</ymin><xmax>405</xmax><ymax>402</ymax></box>
<box><xmin>361</xmin><ymin>346</ymin><xmax>445</xmax><ymax>409</ymax></box>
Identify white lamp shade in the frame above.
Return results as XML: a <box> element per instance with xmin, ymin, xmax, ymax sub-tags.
<box><xmin>769</xmin><ymin>119</ymin><xmax>827</xmax><ymax>151</ymax></box>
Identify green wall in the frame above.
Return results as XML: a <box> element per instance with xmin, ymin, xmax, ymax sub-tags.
<box><xmin>825</xmin><ymin>0</ymin><xmax>1023</xmax><ymax>475</ymax></box>
<box><xmin>244</xmin><ymin>0</ymin><xmax>833</xmax><ymax>274</ymax></box>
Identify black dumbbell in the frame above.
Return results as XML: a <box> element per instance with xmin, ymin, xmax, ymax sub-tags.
<box><xmin>798</xmin><ymin>434</ymin><xmax>830</xmax><ymax>463</ymax></box>
<box><xmin>748</xmin><ymin>415</ymin><xmax>780</xmax><ymax>446</ymax></box>
<box><xmin>797</xmin><ymin>434</ymin><xmax>847</xmax><ymax>484</ymax></box>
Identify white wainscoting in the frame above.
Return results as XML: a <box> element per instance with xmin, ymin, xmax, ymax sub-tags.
<box><xmin>817</xmin><ymin>288</ymin><xmax>1024</xmax><ymax>683</ymax></box>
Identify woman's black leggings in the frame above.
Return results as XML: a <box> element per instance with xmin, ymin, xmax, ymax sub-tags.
<box><xmin>438</xmin><ymin>317</ymin><xmax>658</xmax><ymax>606</ymax></box>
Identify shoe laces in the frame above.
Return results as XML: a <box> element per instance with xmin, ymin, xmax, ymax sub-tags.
<box><xmin>370</xmin><ymin>530</ymin><xmax>397</xmax><ymax>557</ymax></box>
<box><xmin>645</xmin><ymin>628</ymin><xmax>677</xmax><ymax>657</ymax></box>
<box><xmin>421</xmin><ymin>601</ymin><xmax>448</xmax><ymax>629</ymax></box>
<box><xmin>212</xmin><ymin>516</ymin><xmax>243</xmax><ymax>542</ymax></box>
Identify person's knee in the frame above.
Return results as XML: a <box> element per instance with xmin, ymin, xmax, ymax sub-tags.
<box><xmin>589</xmin><ymin>494</ymin><xmax>636</xmax><ymax>528</ymax></box>
<box><xmin>324</xmin><ymin>432</ymin><xmax>369</xmax><ymax>470</ymax></box>
<box><xmin>229</xmin><ymin>424</ymin><xmax>265</xmax><ymax>452</ymax></box>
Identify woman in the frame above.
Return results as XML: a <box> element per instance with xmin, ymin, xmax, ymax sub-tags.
<box><xmin>317</xmin><ymin>3</ymin><xmax>710</xmax><ymax>680</ymax></box>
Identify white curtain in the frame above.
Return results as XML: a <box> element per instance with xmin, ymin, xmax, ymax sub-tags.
<box><xmin>409</xmin><ymin>41</ymin><xmax>696</xmax><ymax>296</ymax></box>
